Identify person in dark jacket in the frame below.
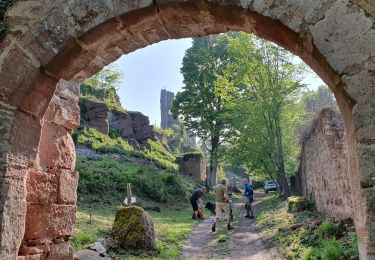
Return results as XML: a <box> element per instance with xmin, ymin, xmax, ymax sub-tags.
<box><xmin>243</xmin><ymin>178</ymin><xmax>254</xmax><ymax>219</ymax></box>
<box><xmin>190</xmin><ymin>187</ymin><xmax>206</xmax><ymax>219</ymax></box>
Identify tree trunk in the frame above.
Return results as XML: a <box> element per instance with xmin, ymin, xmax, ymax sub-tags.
<box><xmin>275</xmin><ymin>117</ymin><xmax>290</xmax><ymax>198</ymax></box>
<box><xmin>208</xmin><ymin>135</ymin><xmax>220</xmax><ymax>188</ymax></box>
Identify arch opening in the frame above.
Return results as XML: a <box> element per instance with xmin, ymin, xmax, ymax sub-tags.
<box><xmin>0</xmin><ymin>1</ymin><xmax>374</xmax><ymax>259</ymax></box>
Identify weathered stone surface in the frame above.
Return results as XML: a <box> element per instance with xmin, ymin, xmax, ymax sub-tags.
<box><xmin>10</xmin><ymin>111</ymin><xmax>42</xmax><ymax>164</ymax></box>
<box><xmin>176</xmin><ymin>153</ymin><xmax>206</xmax><ymax>181</ymax></box>
<box><xmin>47</xmin><ymin>241</ymin><xmax>73</xmax><ymax>260</ymax></box>
<box><xmin>24</xmin><ymin>204</ymin><xmax>76</xmax><ymax>240</ymax></box>
<box><xmin>310</xmin><ymin>0</ymin><xmax>375</xmax><ymax>74</ymax></box>
<box><xmin>44</xmin><ymin>80</ymin><xmax>80</xmax><ymax>130</ymax></box>
<box><xmin>57</xmin><ymin>170</ymin><xmax>79</xmax><ymax>205</ymax></box>
<box><xmin>109</xmin><ymin>110</ymin><xmax>154</xmax><ymax>145</ymax></box>
<box><xmin>26</xmin><ymin>171</ymin><xmax>58</xmax><ymax>204</ymax></box>
<box><xmin>79</xmin><ymin>98</ymin><xmax>109</xmax><ymax>135</ymax></box>
<box><xmin>112</xmin><ymin>206</ymin><xmax>155</xmax><ymax>251</ymax></box>
<box><xmin>297</xmin><ymin>108</ymin><xmax>353</xmax><ymax>219</ymax></box>
<box><xmin>38</xmin><ymin>122</ymin><xmax>76</xmax><ymax>171</ymax></box>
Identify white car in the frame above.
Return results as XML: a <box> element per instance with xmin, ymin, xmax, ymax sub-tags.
<box><xmin>264</xmin><ymin>181</ymin><xmax>278</xmax><ymax>193</ymax></box>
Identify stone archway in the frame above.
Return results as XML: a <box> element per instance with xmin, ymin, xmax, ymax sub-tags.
<box><xmin>0</xmin><ymin>1</ymin><xmax>374</xmax><ymax>259</ymax></box>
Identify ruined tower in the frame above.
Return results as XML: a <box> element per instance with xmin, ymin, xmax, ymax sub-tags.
<box><xmin>160</xmin><ymin>89</ymin><xmax>176</xmax><ymax>129</ymax></box>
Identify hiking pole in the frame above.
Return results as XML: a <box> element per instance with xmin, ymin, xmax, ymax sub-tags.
<box><xmin>237</xmin><ymin>201</ymin><xmax>245</xmax><ymax>219</ymax></box>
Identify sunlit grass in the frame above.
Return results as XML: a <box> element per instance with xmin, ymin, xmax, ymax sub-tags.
<box><xmin>73</xmin><ymin>201</ymin><xmax>200</xmax><ymax>259</ymax></box>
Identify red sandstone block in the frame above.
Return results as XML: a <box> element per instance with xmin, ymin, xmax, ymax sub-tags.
<box><xmin>18</xmin><ymin>246</ymin><xmax>42</xmax><ymax>255</ymax></box>
<box><xmin>19</xmin><ymin>73</ymin><xmax>58</xmax><ymax>118</ymax></box>
<box><xmin>0</xmin><ymin>44</ymin><xmax>40</xmax><ymax>107</ymax></box>
<box><xmin>45</xmin><ymin>39</ymin><xmax>96</xmax><ymax>80</ymax></box>
<box><xmin>52</xmin><ymin>237</ymin><xmax>65</xmax><ymax>244</ymax></box>
<box><xmin>27</xmin><ymin>171</ymin><xmax>58</xmax><ymax>204</ymax></box>
<box><xmin>26</xmin><ymin>238</ymin><xmax>51</xmax><ymax>247</ymax></box>
<box><xmin>58</xmin><ymin>170</ymin><xmax>78</xmax><ymax>204</ymax></box>
<box><xmin>9</xmin><ymin>111</ymin><xmax>42</xmax><ymax>164</ymax></box>
<box><xmin>38</xmin><ymin>122</ymin><xmax>76</xmax><ymax>171</ymax></box>
<box><xmin>46</xmin><ymin>242</ymin><xmax>73</xmax><ymax>260</ymax></box>
<box><xmin>24</xmin><ymin>204</ymin><xmax>76</xmax><ymax>240</ymax></box>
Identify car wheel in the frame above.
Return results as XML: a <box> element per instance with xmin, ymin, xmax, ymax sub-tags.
<box><xmin>265</xmin><ymin>190</ymin><xmax>268</xmax><ymax>193</ymax></box>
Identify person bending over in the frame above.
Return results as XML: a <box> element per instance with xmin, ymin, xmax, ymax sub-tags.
<box><xmin>243</xmin><ymin>178</ymin><xmax>254</xmax><ymax>219</ymax></box>
<box><xmin>211</xmin><ymin>179</ymin><xmax>233</xmax><ymax>232</ymax></box>
<box><xmin>190</xmin><ymin>187</ymin><xmax>206</xmax><ymax>219</ymax></box>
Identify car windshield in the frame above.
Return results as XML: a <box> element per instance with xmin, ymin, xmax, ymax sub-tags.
<box><xmin>267</xmin><ymin>181</ymin><xmax>276</xmax><ymax>185</ymax></box>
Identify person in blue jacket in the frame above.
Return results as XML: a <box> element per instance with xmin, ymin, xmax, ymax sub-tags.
<box><xmin>243</xmin><ymin>178</ymin><xmax>254</xmax><ymax>219</ymax></box>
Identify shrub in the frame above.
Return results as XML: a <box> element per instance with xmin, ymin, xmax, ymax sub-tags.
<box><xmin>316</xmin><ymin>220</ymin><xmax>339</xmax><ymax>240</ymax></box>
<box><xmin>318</xmin><ymin>239</ymin><xmax>343</xmax><ymax>260</ymax></box>
<box><xmin>302</xmin><ymin>247</ymin><xmax>316</xmax><ymax>260</ymax></box>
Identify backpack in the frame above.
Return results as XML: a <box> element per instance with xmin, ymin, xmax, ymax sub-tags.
<box><xmin>192</xmin><ymin>209</ymin><xmax>204</xmax><ymax>220</ymax></box>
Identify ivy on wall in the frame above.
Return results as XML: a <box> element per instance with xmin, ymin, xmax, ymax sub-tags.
<box><xmin>0</xmin><ymin>0</ymin><xmax>13</xmax><ymax>40</ymax></box>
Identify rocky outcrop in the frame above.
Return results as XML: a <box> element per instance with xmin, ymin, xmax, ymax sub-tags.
<box><xmin>176</xmin><ymin>153</ymin><xmax>206</xmax><ymax>181</ymax></box>
<box><xmin>79</xmin><ymin>98</ymin><xmax>109</xmax><ymax>135</ymax></box>
<box><xmin>112</xmin><ymin>206</ymin><xmax>155</xmax><ymax>251</ymax></box>
<box><xmin>109</xmin><ymin>110</ymin><xmax>154</xmax><ymax>146</ymax></box>
<box><xmin>78</xmin><ymin>98</ymin><xmax>154</xmax><ymax>146</ymax></box>
<box><xmin>297</xmin><ymin>108</ymin><xmax>352</xmax><ymax>220</ymax></box>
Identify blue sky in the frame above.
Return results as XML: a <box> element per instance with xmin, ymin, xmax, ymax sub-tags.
<box><xmin>113</xmin><ymin>38</ymin><xmax>325</xmax><ymax>126</ymax></box>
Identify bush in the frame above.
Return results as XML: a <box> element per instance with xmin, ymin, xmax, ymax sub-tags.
<box><xmin>316</xmin><ymin>220</ymin><xmax>339</xmax><ymax>240</ymax></box>
<box><xmin>318</xmin><ymin>239</ymin><xmax>343</xmax><ymax>260</ymax></box>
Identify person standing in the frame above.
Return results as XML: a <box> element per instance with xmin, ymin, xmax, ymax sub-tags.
<box><xmin>190</xmin><ymin>187</ymin><xmax>206</xmax><ymax>219</ymax></box>
<box><xmin>243</xmin><ymin>178</ymin><xmax>254</xmax><ymax>219</ymax></box>
<box><xmin>211</xmin><ymin>179</ymin><xmax>233</xmax><ymax>232</ymax></box>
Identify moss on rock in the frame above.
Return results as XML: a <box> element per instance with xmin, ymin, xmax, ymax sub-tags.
<box><xmin>287</xmin><ymin>196</ymin><xmax>307</xmax><ymax>212</ymax></box>
<box><xmin>112</xmin><ymin>206</ymin><xmax>155</xmax><ymax>251</ymax></box>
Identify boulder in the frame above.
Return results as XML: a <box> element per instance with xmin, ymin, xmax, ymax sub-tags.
<box><xmin>288</xmin><ymin>196</ymin><xmax>308</xmax><ymax>212</ymax></box>
<box><xmin>112</xmin><ymin>206</ymin><xmax>155</xmax><ymax>251</ymax></box>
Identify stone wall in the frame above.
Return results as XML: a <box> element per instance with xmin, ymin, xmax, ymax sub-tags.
<box><xmin>177</xmin><ymin>153</ymin><xmax>206</xmax><ymax>181</ymax></box>
<box><xmin>297</xmin><ymin>108</ymin><xmax>353</xmax><ymax>219</ymax></box>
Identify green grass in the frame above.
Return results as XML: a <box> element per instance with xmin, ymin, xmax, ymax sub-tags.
<box><xmin>256</xmin><ymin>194</ymin><xmax>359</xmax><ymax>260</ymax></box>
<box><xmin>76</xmin><ymin>157</ymin><xmax>198</xmax><ymax>204</ymax></box>
<box><xmin>73</xmin><ymin>128</ymin><xmax>178</xmax><ymax>170</ymax></box>
<box><xmin>73</xmin><ymin>201</ymin><xmax>200</xmax><ymax>259</ymax></box>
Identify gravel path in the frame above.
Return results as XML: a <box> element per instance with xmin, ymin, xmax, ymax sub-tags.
<box><xmin>180</xmin><ymin>192</ymin><xmax>281</xmax><ymax>260</ymax></box>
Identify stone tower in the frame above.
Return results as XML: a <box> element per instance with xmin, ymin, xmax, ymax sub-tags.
<box><xmin>160</xmin><ymin>89</ymin><xmax>176</xmax><ymax>129</ymax></box>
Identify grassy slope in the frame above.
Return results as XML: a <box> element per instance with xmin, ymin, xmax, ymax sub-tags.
<box><xmin>256</xmin><ymin>194</ymin><xmax>359</xmax><ymax>260</ymax></box>
<box><xmin>73</xmin><ymin>127</ymin><xmax>178</xmax><ymax>170</ymax></box>
<box><xmin>74</xmin><ymin>156</ymin><xmax>205</xmax><ymax>259</ymax></box>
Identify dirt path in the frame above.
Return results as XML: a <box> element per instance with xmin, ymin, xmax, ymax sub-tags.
<box><xmin>180</xmin><ymin>192</ymin><xmax>281</xmax><ymax>260</ymax></box>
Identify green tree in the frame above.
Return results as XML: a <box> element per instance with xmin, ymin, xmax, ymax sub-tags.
<box><xmin>84</xmin><ymin>64</ymin><xmax>123</xmax><ymax>91</ymax></box>
<box><xmin>221</xmin><ymin>33</ymin><xmax>306</xmax><ymax>198</ymax></box>
<box><xmin>172</xmin><ymin>35</ymin><xmax>236</xmax><ymax>187</ymax></box>
<box><xmin>80</xmin><ymin>65</ymin><xmax>124</xmax><ymax>111</ymax></box>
